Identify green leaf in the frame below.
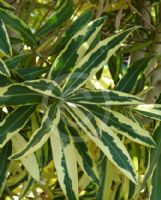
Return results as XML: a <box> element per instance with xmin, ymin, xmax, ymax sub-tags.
<box><xmin>11</xmin><ymin>133</ymin><xmax>40</xmax><ymax>181</ymax></box>
<box><xmin>0</xmin><ymin>141</ymin><xmax>12</xmax><ymax>195</ymax></box>
<box><xmin>0</xmin><ymin>0</ymin><xmax>15</xmax><ymax>11</ymax></box>
<box><xmin>19</xmin><ymin>176</ymin><xmax>34</xmax><ymax>200</ymax></box>
<box><xmin>0</xmin><ymin>105</ymin><xmax>35</xmax><ymax>147</ymax></box>
<box><xmin>0</xmin><ymin>58</ymin><xmax>10</xmax><ymax>77</ymax></box>
<box><xmin>141</xmin><ymin>123</ymin><xmax>161</xmax><ymax>192</ymax></box>
<box><xmin>150</xmin><ymin>156</ymin><xmax>161</xmax><ymax>200</ymax></box>
<box><xmin>0</xmin><ymin>74</ymin><xmax>10</xmax><ymax>86</ymax></box>
<box><xmin>0</xmin><ymin>8</ymin><xmax>37</xmax><ymax>47</ymax></box>
<box><xmin>0</xmin><ymin>84</ymin><xmax>42</xmax><ymax>105</ymax></box>
<box><xmin>67</xmin><ymin>125</ymin><xmax>99</xmax><ymax>184</ymax></box>
<box><xmin>65</xmin><ymin>104</ymin><xmax>137</xmax><ymax>183</ymax></box>
<box><xmin>10</xmin><ymin>104</ymin><xmax>60</xmax><ymax>159</ymax></box>
<box><xmin>108</xmin><ymin>55</ymin><xmax>122</xmax><ymax>85</ymax></box>
<box><xmin>50</xmin><ymin>121</ymin><xmax>78</xmax><ymax>200</ymax></box>
<box><xmin>116</xmin><ymin>57</ymin><xmax>152</xmax><ymax>93</ymax></box>
<box><xmin>22</xmin><ymin>79</ymin><xmax>62</xmax><ymax>98</ymax></box>
<box><xmin>49</xmin><ymin>17</ymin><xmax>106</xmax><ymax>82</ymax></box>
<box><xmin>52</xmin><ymin>10</ymin><xmax>93</xmax><ymax>53</ymax></box>
<box><xmin>85</xmin><ymin>105</ymin><xmax>155</xmax><ymax>147</ymax></box>
<box><xmin>5</xmin><ymin>53</ymin><xmax>31</xmax><ymax>70</ymax></box>
<box><xmin>123</xmin><ymin>41</ymin><xmax>152</xmax><ymax>54</ymax></box>
<box><xmin>96</xmin><ymin>157</ymin><xmax>114</xmax><ymax>200</ymax></box>
<box><xmin>62</xmin><ymin>28</ymin><xmax>137</xmax><ymax>96</ymax></box>
<box><xmin>6</xmin><ymin>170</ymin><xmax>27</xmax><ymax>189</ymax></box>
<box><xmin>36</xmin><ymin>0</ymin><xmax>74</xmax><ymax>37</ymax></box>
<box><xmin>15</xmin><ymin>66</ymin><xmax>50</xmax><ymax>80</ymax></box>
<box><xmin>0</xmin><ymin>19</ymin><xmax>12</xmax><ymax>57</ymax></box>
<box><xmin>10</xmin><ymin>36</ymin><xmax>24</xmax><ymax>45</ymax></box>
<box><xmin>66</xmin><ymin>89</ymin><xmax>143</xmax><ymax>105</ymax></box>
<box><xmin>132</xmin><ymin>104</ymin><xmax>161</xmax><ymax>121</ymax></box>
<box><xmin>150</xmin><ymin>0</ymin><xmax>160</xmax><ymax>4</ymax></box>
<box><xmin>134</xmin><ymin>73</ymin><xmax>146</xmax><ymax>94</ymax></box>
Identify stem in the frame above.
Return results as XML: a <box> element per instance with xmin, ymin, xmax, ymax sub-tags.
<box><xmin>126</xmin><ymin>0</ymin><xmax>156</xmax><ymax>31</ymax></box>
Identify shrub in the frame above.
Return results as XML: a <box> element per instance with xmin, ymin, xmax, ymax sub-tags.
<box><xmin>0</xmin><ymin>0</ymin><xmax>161</xmax><ymax>199</ymax></box>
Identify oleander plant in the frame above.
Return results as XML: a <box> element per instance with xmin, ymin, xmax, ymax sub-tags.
<box><xmin>0</xmin><ymin>0</ymin><xmax>161</xmax><ymax>199</ymax></box>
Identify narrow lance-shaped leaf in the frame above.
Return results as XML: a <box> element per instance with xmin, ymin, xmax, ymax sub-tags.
<box><xmin>65</xmin><ymin>103</ymin><xmax>137</xmax><ymax>183</ymax></box>
<box><xmin>96</xmin><ymin>157</ymin><xmax>115</xmax><ymax>200</ymax></box>
<box><xmin>9</xmin><ymin>36</ymin><xmax>24</xmax><ymax>44</ymax></box>
<box><xmin>22</xmin><ymin>79</ymin><xmax>62</xmax><ymax>99</ymax></box>
<box><xmin>150</xmin><ymin>155</ymin><xmax>161</xmax><ymax>200</ymax></box>
<box><xmin>0</xmin><ymin>58</ymin><xmax>10</xmax><ymax>77</ymax></box>
<box><xmin>19</xmin><ymin>176</ymin><xmax>34</xmax><ymax>200</ymax></box>
<box><xmin>0</xmin><ymin>19</ymin><xmax>12</xmax><ymax>57</ymax></box>
<box><xmin>36</xmin><ymin>0</ymin><xmax>73</xmax><ymax>37</ymax></box>
<box><xmin>6</xmin><ymin>170</ymin><xmax>27</xmax><ymax>188</ymax></box>
<box><xmin>131</xmin><ymin>104</ymin><xmax>161</xmax><ymax>121</ymax></box>
<box><xmin>85</xmin><ymin>105</ymin><xmax>155</xmax><ymax>147</ymax></box>
<box><xmin>10</xmin><ymin>104</ymin><xmax>60</xmax><ymax>159</ymax></box>
<box><xmin>0</xmin><ymin>0</ymin><xmax>15</xmax><ymax>11</ymax></box>
<box><xmin>116</xmin><ymin>57</ymin><xmax>153</xmax><ymax>93</ymax></box>
<box><xmin>66</xmin><ymin>89</ymin><xmax>143</xmax><ymax>105</ymax></box>
<box><xmin>16</xmin><ymin>66</ymin><xmax>50</xmax><ymax>80</ymax></box>
<box><xmin>0</xmin><ymin>105</ymin><xmax>35</xmax><ymax>148</ymax></box>
<box><xmin>0</xmin><ymin>84</ymin><xmax>42</xmax><ymax>105</ymax></box>
<box><xmin>35</xmin><ymin>140</ymin><xmax>49</xmax><ymax>168</ymax></box>
<box><xmin>49</xmin><ymin>17</ymin><xmax>106</xmax><ymax>82</ymax></box>
<box><xmin>67</xmin><ymin>125</ymin><xmax>99</xmax><ymax>184</ymax></box>
<box><xmin>108</xmin><ymin>55</ymin><xmax>122</xmax><ymax>85</ymax></box>
<box><xmin>0</xmin><ymin>8</ymin><xmax>37</xmax><ymax>47</ymax></box>
<box><xmin>11</xmin><ymin>133</ymin><xmax>40</xmax><ymax>181</ymax></box>
<box><xmin>31</xmin><ymin>113</ymin><xmax>49</xmax><ymax>168</ymax></box>
<box><xmin>5</xmin><ymin>53</ymin><xmax>31</xmax><ymax>70</ymax></box>
<box><xmin>52</xmin><ymin>10</ymin><xmax>93</xmax><ymax>53</ymax></box>
<box><xmin>0</xmin><ymin>74</ymin><xmax>10</xmax><ymax>86</ymax></box>
<box><xmin>0</xmin><ymin>141</ymin><xmax>12</xmax><ymax>195</ymax></box>
<box><xmin>50</xmin><ymin>121</ymin><xmax>78</xmax><ymax>200</ymax></box>
<box><xmin>134</xmin><ymin>73</ymin><xmax>146</xmax><ymax>94</ymax></box>
<box><xmin>62</xmin><ymin>28</ymin><xmax>137</xmax><ymax>96</ymax></box>
<box><xmin>141</xmin><ymin>123</ymin><xmax>161</xmax><ymax>192</ymax></box>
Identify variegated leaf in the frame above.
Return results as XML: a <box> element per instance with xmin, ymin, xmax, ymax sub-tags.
<box><xmin>0</xmin><ymin>105</ymin><xmax>35</xmax><ymax>148</ymax></box>
<box><xmin>36</xmin><ymin>0</ymin><xmax>73</xmax><ymax>37</ymax></box>
<box><xmin>66</xmin><ymin>89</ymin><xmax>142</xmax><ymax>105</ymax></box>
<box><xmin>49</xmin><ymin>17</ymin><xmax>106</xmax><ymax>81</ymax></box>
<box><xmin>22</xmin><ymin>79</ymin><xmax>62</xmax><ymax>98</ymax></box>
<box><xmin>132</xmin><ymin>104</ymin><xmax>161</xmax><ymax>121</ymax></box>
<box><xmin>62</xmin><ymin>28</ymin><xmax>137</xmax><ymax>96</ymax></box>
<box><xmin>52</xmin><ymin>10</ymin><xmax>93</xmax><ymax>53</ymax></box>
<box><xmin>10</xmin><ymin>104</ymin><xmax>60</xmax><ymax>159</ymax></box>
<box><xmin>50</xmin><ymin>121</ymin><xmax>78</xmax><ymax>200</ymax></box>
<box><xmin>65</xmin><ymin>103</ymin><xmax>137</xmax><ymax>183</ymax></box>
<box><xmin>0</xmin><ymin>58</ymin><xmax>10</xmax><ymax>77</ymax></box>
<box><xmin>85</xmin><ymin>105</ymin><xmax>155</xmax><ymax>147</ymax></box>
<box><xmin>0</xmin><ymin>84</ymin><xmax>42</xmax><ymax>105</ymax></box>
<box><xmin>67</xmin><ymin>125</ymin><xmax>99</xmax><ymax>184</ymax></box>
<box><xmin>11</xmin><ymin>133</ymin><xmax>40</xmax><ymax>181</ymax></box>
<box><xmin>0</xmin><ymin>8</ymin><xmax>37</xmax><ymax>47</ymax></box>
<box><xmin>0</xmin><ymin>18</ymin><xmax>12</xmax><ymax>57</ymax></box>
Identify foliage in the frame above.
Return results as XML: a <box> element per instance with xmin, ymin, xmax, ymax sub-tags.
<box><xmin>0</xmin><ymin>0</ymin><xmax>161</xmax><ymax>199</ymax></box>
